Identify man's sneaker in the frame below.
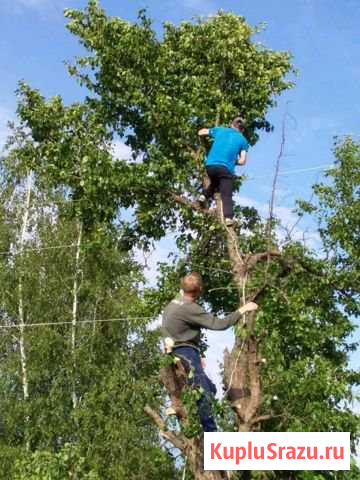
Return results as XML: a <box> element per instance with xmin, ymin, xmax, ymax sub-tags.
<box><xmin>164</xmin><ymin>337</ymin><xmax>174</xmax><ymax>354</ymax></box>
<box><xmin>198</xmin><ymin>194</ymin><xmax>208</xmax><ymax>208</ymax></box>
<box><xmin>225</xmin><ymin>218</ymin><xmax>236</xmax><ymax>227</ymax></box>
<box><xmin>165</xmin><ymin>407</ymin><xmax>177</xmax><ymax>416</ymax></box>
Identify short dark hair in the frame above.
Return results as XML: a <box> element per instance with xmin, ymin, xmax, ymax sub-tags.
<box><xmin>231</xmin><ymin>116</ymin><xmax>246</xmax><ymax>131</ymax></box>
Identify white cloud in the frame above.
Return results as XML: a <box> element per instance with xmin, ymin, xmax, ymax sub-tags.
<box><xmin>111</xmin><ymin>140</ymin><xmax>133</xmax><ymax>161</ymax></box>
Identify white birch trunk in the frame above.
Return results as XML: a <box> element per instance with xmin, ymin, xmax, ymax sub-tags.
<box><xmin>18</xmin><ymin>171</ymin><xmax>32</xmax><ymax>449</ymax></box>
<box><xmin>71</xmin><ymin>220</ymin><xmax>82</xmax><ymax>409</ymax></box>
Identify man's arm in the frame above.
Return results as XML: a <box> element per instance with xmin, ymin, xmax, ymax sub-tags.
<box><xmin>198</xmin><ymin>128</ymin><xmax>210</xmax><ymax>137</ymax></box>
<box><xmin>184</xmin><ymin>301</ymin><xmax>258</xmax><ymax>331</ymax></box>
<box><xmin>237</xmin><ymin>150</ymin><xmax>247</xmax><ymax>166</ymax></box>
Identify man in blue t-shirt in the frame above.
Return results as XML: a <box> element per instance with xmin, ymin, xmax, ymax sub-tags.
<box><xmin>198</xmin><ymin>116</ymin><xmax>249</xmax><ymax>226</ymax></box>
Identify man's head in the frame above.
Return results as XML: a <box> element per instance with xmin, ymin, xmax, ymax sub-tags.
<box><xmin>181</xmin><ymin>272</ymin><xmax>203</xmax><ymax>299</ymax></box>
<box><xmin>231</xmin><ymin>116</ymin><xmax>246</xmax><ymax>132</ymax></box>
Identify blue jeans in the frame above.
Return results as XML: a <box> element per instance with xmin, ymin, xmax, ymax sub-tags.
<box><xmin>173</xmin><ymin>346</ymin><xmax>217</xmax><ymax>432</ymax></box>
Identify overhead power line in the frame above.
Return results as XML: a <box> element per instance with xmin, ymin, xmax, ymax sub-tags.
<box><xmin>0</xmin><ymin>310</ymin><xmax>237</xmax><ymax>330</ymax></box>
<box><xmin>0</xmin><ymin>315</ymin><xmax>160</xmax><ymax>330</ymax></box>
<box><xmin>247</xmin><ymin>164</ymin><xmax>334</xmax><ymax>181</ymax></box>
<box><xmin>0</xmin><ymin>243</ymin><xmax>79</xmax><ymax>257</ymax></box>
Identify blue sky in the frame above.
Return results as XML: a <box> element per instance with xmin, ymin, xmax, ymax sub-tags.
<box><xmin>0</xmin><ymin>0</ymin><xmax>358</xmax><ymax>384</ymax></box>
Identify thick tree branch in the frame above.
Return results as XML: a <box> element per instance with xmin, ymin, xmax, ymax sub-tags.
<box><xmin>245</xmin><ymin>250</ymin><xmax>282</xmax><ymax>271</ymax></box>
<box><xmin>144</xmin><ymin>405</ymin><xmax>185</xmax><ymax>451</ymax></box>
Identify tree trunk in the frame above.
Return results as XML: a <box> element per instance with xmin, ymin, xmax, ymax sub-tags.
<box><xmin>71</xmin><ymin>220</ymin><xmax>82</xmax><ymax>409</ymax></box>
<box><xmin>186</xmin><ymin>438</ymin><xmax>226</xmax><ymax>480</ymax></box>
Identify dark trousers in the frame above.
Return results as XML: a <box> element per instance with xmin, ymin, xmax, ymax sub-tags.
<box><xmin>173</xmin><ymin>346</ymin><xmax>217</xmax><ymax>432</ymax></box>
<box><xmin>203</xmin><ymin>165</ymin><xmax>234</xmax><ymax>219</ymax></box>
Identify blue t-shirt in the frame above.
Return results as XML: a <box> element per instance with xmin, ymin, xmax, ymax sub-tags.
<box><xmin>205</xmin><ymin>127</ymin><xmax>249</xmax><ymax>174</ymax></box>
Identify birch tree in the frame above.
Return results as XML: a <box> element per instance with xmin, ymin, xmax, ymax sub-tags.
<box><xmin>0</xmin><ymin>96</ymin><xmax>178</xmax><ymax>479</ymax></box>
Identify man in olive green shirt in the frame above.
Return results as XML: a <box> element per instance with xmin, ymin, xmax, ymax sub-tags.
<box><xmin>162</xmin><ymin>272</ymin><xmax>258</xmax><ymax>431</ymax></box>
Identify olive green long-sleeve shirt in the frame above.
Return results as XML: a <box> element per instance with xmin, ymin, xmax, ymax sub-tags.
<box><xmin>162</xmin><ymin>297</ymin><xmax>240</xmax><ymax>348</ymax></box>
